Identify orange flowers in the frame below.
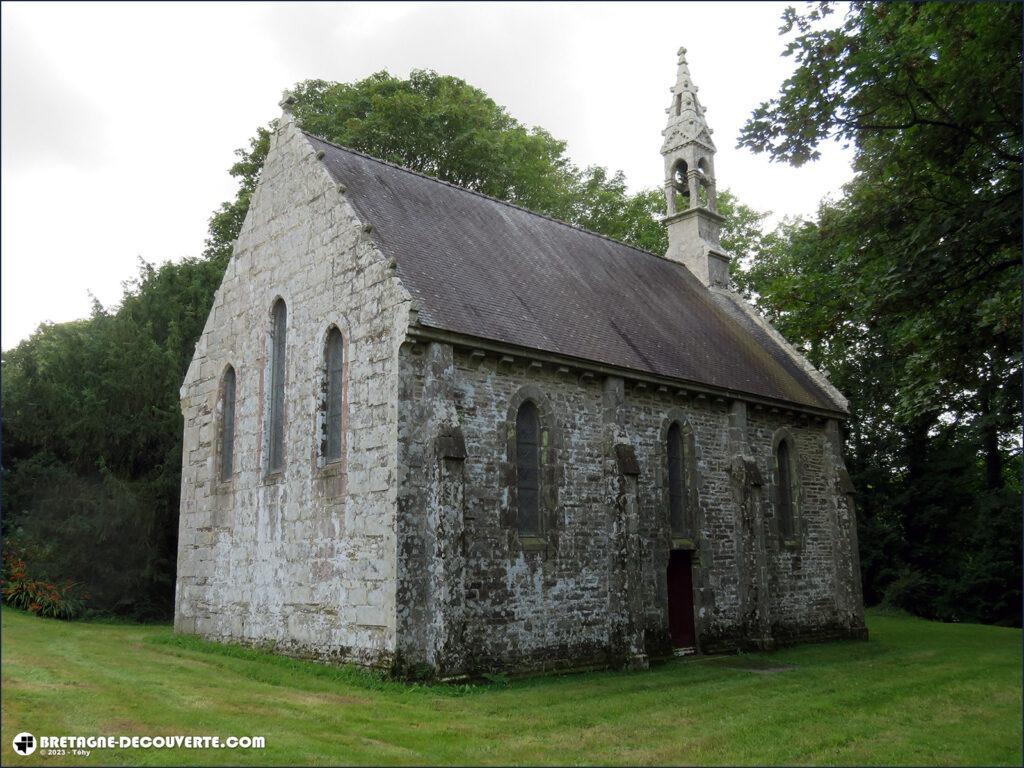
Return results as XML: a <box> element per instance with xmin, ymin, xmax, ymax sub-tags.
<box><xmin>2</xmin><ymin>550</ymin><xmax>86</xmax><ymax>620</ymax></box>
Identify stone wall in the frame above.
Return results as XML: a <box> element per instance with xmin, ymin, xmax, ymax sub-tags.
<box><xmin>396</xmin><ymin>340</ymin><xmax>866</xmax><ymax>676</ymax></box>
<box><xmin>174</xmin><ymin>114</ymin><xmax>412</xmax><ymax>666</ymax></box>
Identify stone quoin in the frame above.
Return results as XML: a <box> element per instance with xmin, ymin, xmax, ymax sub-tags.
<box><xmin>174</xmin><ymin>48</ymin><xmax>868</xmax><ymax>677</ymax></box>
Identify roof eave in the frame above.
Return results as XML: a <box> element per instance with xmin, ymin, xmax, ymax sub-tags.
<box><xmin>406</xmin><ymin>323</ymin><xmax>850</xmax><ymax>421</ymax></box>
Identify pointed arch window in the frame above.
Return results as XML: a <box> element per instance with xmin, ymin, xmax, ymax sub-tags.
<box><xmin>267</xmin><ymin>298</ymin><xmax>287</xmax><ymax>473</ymax></box>
<box><xmin>323</xmin><ymin>327</ymin><xmax>345</xmax><ymax>462</ymax></box>
<box><xmin>667</xmin><ymin>422</ymin><xmax>688</xmax><ymax>536</ymax></box>
<box><xmin>219</xmin><ymin>365</ymin><xmax>236</xmax><ymax>482</ymax></box>
<box><xmin>776</xmin><ymin>438</ymin><xmax>796</xmax><ymax>538</ymax></box>
<box><xmin>515</xmin><ymin>401</ymin><xmax>541</xmax><ymax>536</ymax></box>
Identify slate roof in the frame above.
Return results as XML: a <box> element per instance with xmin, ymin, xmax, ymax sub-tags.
<box><xmin>305</xmin><ymin>133</ymin><xmax>845</xmax><ymax>414</ymax></box>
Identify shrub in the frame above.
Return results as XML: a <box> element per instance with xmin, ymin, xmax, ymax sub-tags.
<box><xmin>3</xmin><ymin>462</ymin><xmax>173</xmax><ymax>620</ymax></box>
<box><xmin>882</xmin><ymin>567</ymin><xmax>943</xmax><ymax>619</ymax></box>
<box><xmin>2</xmin><ymin>549</ymin><xmax>87</xmax><ymax>620</ymax></box>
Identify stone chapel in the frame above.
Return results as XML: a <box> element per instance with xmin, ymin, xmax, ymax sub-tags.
<box><xmin>174</xmin><ymin>48</ymin><xmax>867</xmax><ymax>677</ymax></box>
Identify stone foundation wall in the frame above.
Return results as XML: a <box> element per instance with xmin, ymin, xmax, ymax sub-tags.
<box><xmin>397</xmin><ymin>341</ymin><xmax>866</xmax><ymax>676</ymax></box>
<box><xmin>174</xmin><ymin>115</ymin><xmax>411</xmax><ymax>666</ymax></box>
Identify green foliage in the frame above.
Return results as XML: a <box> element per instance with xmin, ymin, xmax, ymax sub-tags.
<box><xmin>479</xmin><ymin>671</ymin><xmax>511</xmax><ymax>687</ymax></box>
<box><xmin>203</xmin><ymin>68</ymin><xmax>769</xmax><ymax>292</ymax></box>
<box><xmin>292</xmin><ymin>73</ymin><xmax>575</xmax><ymax>213</ymax></box>
<box><xmin>205</xmin><ymin>70</ymin><xmax>673</xmax><ymax>261</ymax></box>
<box><xmin>735</xmin><ymin>1</ymin><xmax>1022</xmax><ymax>624</ymax></box>
<box><xmin>2</xmin><ymin>255</ymin><xmax>226</xmax><ymax>619</ymax></box>
<box><xmin>2</xmin><ymin>549</ymin><xmax>86</xmax><ymax>620</ymax></box>
<box><xmin>717</xmin><ymin>190</ymin><xmax>775</xmax><ymax>282</ymax></box>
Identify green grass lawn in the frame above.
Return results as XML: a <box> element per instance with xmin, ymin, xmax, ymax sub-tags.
<box><xmin>1</xmin><ymin>607</ymin><xmax>1020</xmax><ymax>766</ymax></box>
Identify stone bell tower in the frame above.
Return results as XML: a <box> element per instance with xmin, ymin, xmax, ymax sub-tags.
<box><xmin>662</xmin><ymin>47</ymin><xmax>730</xmax><ymax>288</ymax></box>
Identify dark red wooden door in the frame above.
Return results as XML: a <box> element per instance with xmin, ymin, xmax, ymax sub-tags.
<box><xmin>667</xmin><ymin>549</ymin><xmax>696</xmax><ymax>648</ymax></box>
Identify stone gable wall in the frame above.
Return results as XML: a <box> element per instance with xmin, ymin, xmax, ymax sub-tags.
<box><xmin>397</xmin><ymin>341</ymin><xmax>865</xmax><ymax>676</ymax></box>
<box><xmin>174</xmin><ymin>116</ymin><xmax>411</xmax><ymax>666</ymax></box>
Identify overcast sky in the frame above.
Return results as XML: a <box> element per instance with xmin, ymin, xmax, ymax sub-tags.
<box><xmin>1</xmin><ymin>1</ymin><xmax>854</xmax><ymax>350</ymax></box>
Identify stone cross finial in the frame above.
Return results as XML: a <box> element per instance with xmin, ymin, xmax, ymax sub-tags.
<box><xmin>663</xmin><ymin>49</ymin><xmax>710</xmax><ymax>149</ymax></box>
<box><xmin>279</xmin><ymin>90</ymin><xmax>297</xmax><ymax>113</ymax></box>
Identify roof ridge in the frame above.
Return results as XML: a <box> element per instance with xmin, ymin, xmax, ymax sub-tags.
<box><xmin>302</xmin><ymin>130</ymin><xmax>676</xmax><ymax>265</ymax></box>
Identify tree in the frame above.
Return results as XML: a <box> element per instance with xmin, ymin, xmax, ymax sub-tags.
<box><xmin>740</xmin><ymin>2</ymin><xmax>1020</xmax><ymax>422</ymax></box>
<box><xmin>205</xmin><ymin>71</ymin><xmax>773</xmax><ymax>267</ymax></box>
<box><xmin>2</xmin><ymin>255</ymin><xmax>225</xmax><ymax>617</ymax></box>
<box><xmin>210</xmin><ymin>71</ymin><xmax>624</xmax><ymax>258</ymax></box>
<box><xmin>735</xmin><ymin>1</ymin><xmax>1022</xmax><ymax>624</ymax></box>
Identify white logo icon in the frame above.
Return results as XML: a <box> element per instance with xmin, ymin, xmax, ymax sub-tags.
<box><xmin>13</xmin><ymin>732</ymin><xmax>36</xmax><ymax>755</ymax></box>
